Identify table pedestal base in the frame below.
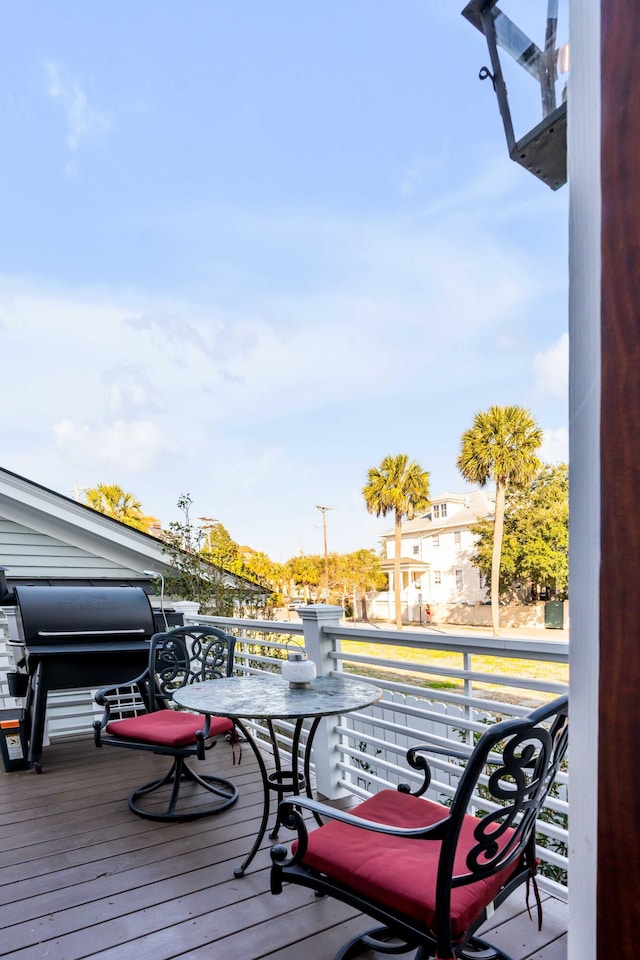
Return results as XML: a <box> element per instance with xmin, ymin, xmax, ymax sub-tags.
<box><xmin>234</xmin><ymin>716</ymin><xmax>323</xmax><ymax>877</ymax></box>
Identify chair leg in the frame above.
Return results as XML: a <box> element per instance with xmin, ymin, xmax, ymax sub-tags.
<box><xmin>127</xmin><ymin>756</ymin><xmax>239</xmax><ymax>821</ymax></box>
<box><xmin>457</xmin><ymin>938</ymin><xmax>517</xmax><ymax>960</ymax></box>
<box><xmin>334</xmin><ymin>926</ymin><xmax>420</xmax><ymax>960</ymax></box>
<box><xmin>331</xmin><ymin>926</ymin><xmax>516</xmax><ymax>960</ymax></box>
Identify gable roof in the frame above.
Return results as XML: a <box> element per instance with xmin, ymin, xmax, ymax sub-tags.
<box><xmin>0</xmin><ymin>466</ymin><xmax>259</xmax><ymax>592</ymax></box>
<box><xmin>382</xmin><ymin>489</ymin><xmax>495</xmax><ymax>538</ymax></box>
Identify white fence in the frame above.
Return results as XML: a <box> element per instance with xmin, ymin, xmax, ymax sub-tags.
<box><xmin>194</xmin><ymin>607</ymin><xmax>569</xmax><ymax>898</ymax></box>
<box><xmin>0</xmin><ymin>604</ymin><xmax>569</xmax><ymax>897</ymax></box>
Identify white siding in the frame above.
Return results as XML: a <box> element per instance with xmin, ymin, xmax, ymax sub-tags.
<box><xmin>0</xmin><ymin>518</ymin><xmax>143</xmax><ymax>580</ymax></box>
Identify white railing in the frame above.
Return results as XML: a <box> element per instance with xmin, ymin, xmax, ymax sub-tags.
<box><xmin>0</xmin><ymin>604</ymin><xmax>569</xmax><ymax>897</ymax></box>
<box><xmin>192</xmin><ymin>606</ymin><xmax>570</xmax><ymax>899</ymax></box>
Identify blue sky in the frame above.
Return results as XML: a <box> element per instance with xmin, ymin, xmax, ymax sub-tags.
<box><xmin>0</xmin><ymin>2</ymin><xmax>568</xmax><ymax>562</ymax></box>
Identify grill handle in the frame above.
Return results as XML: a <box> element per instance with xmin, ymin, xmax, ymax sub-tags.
<box><xmin>37</xmin><ymin>628</ymin><xmax>149</xmax><ymax>638</ymax></box>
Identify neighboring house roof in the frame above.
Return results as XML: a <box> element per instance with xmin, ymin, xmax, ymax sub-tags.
<box><xmin>0</xmin><ymin>466</ymin><xmax>261</xmax><ymax>592</ymax></box>
<box><xmin>380</xmin><ymin>557</ymin><xmax>430</xmax><ymax>572</ymax></box>
<box><xmin>382</xmin><ymin>489</ymin><xmax>495</xmax><ymax>539</ymax></box>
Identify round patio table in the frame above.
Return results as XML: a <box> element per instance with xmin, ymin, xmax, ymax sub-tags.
<box><xmin>173</xmin><ymin>673</ymin><xmax>382</xmax><ymax>876</ymax></box>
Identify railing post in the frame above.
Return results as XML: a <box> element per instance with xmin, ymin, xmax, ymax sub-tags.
<box><xmin>171</xmin><ymin>601</ymin><xmax>200</xmax><ymax>623</ymax></box>
<box><xmin>0</xmin><ymin>609</ymin><xmax>20</xmax><ymax>709</ymax></box>
<box><xmin>297</xmin><ymin>604</ymin><xmax>343</xmax><ymax>677</ymax></box>
<box><xmin>298</xmin><ymin>604</ymin><xmax>349</xmax><ymax>799</ymax></box>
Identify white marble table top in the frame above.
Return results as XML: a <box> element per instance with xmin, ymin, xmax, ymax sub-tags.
<box><xmin>172</xmin><ymin>673</ymin><xmax>382</xmax><ymax>720</ymax></box>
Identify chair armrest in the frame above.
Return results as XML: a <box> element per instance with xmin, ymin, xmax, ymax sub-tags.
<box><xmin>408</xmin><ymin>743</ymin><xmax>474</xmax><ymax>761</ymax></box>
<box><xmin>400</xmin><ymin>740</ymin><xmax>473</xmax><ymax>797</ymax></box>
<box><xmin>94</xmin><ymin>668</ymin><xmax>151</xmax><ymax>706</ymax></box>
<box><xmin>93</xmin><ymin>669</ymin><xmax>151</xmax><ymax>744</ymax></box>
<box><xmin>271</xmin><ymin>793</ymin><xmax>451</xmax><ymax>871</ymax></box>
<box><xmin>283</xmin><ymin>794</ymin><xmax>450</xmax><ymax>838</ymax></box>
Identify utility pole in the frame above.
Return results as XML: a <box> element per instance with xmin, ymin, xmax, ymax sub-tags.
<box><xmin>315</xmin><ymin>505</ymin><xmax>332</xmax><ymax>599</ymax></box>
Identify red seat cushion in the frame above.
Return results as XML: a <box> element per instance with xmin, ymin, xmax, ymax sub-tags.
<box><xmin>300</xmin><ymin>789</ymin><xmax>519</xmax><ymax>941</ymax></box>
<box><xmin>106</xmin><ymin>710</ymin><xmax>233</xmax><ymax>748</ymax></box>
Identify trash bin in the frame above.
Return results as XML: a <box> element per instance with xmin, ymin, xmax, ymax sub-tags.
<box><xmin>7</xmin><ymin>671</ymin><xmax>29</xmax><ymax>698</ymax></box>
<box><xmin>0</xmin><ymin>709</ymin><xmax>29</xmax><ymax>772</ymax></box>
<box><xmin>544</xmin><ymin>600</ymin><xmax>564</xmax><ymax>629</ymax></box>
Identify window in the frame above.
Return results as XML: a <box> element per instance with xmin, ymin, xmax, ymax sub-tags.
<box><xmin>454</xmin><ymin>531</ymin><xmax>461</xmax><ymax>547</ymax></box>
<box><xmin>433</xmin><ymin>503</ymin><xmax>448</xmax><ymax>519</ymax></box>
<box><xmin>455</xmin><ymin>569</ymin><xmax>463</xmax><ymax>590</ymax></box>
<box><xmin>434</xmin><ymin>570</ymin><xmax>441</xmax><ymax>585</ymax></box>
<box><xmin>413</xmin><ymin>545</ymin><xmax>420</xmax><ymax>556</ymax></box>
<box><xmin>432</xmin><ymin>534</ymin><xmax>439</xmax><ymax>547</ymax></box>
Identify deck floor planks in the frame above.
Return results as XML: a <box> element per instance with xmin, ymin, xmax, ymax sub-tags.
<box><xmin>0</xmin><ymin>735</ymin><xmax>567</xmax><ymax>960</ymax></box>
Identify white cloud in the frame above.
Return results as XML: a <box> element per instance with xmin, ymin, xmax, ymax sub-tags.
<box><xmin>0</xmin><ymin>167</ymin><xmax>568</xmax><ymax>557</ymax></box>
<box><xmin>54</xmin><ymin>418</ymin><xmax>172</xmax><ymax>472</ymax></box>
<box><xmin>0</xmin><ymin>192</ymin><xmax>556</xmax><ymax>463</ymax></box>
<box><xmin>399</xmin><ymin>155</ymin><xmax>439</xmax><ymax>197</ymax></box>
<box><xmin>533</xmin><ymin>333</ymin><xmax>569</xmax><ymax>400</ymax></box>
<box><xmin>103</xmin><ymin>364</ymin><xmax>164</xmax><ymax>418</ymax></box>
<box><xmin>540</xmin><ymin>427</ymin><xmax>568</xmax><ymax>465</ymax></box>
<box><xmin>44</xmin><ymin>61</ymin><xmax>112</xmax><ymax>153</ymax></box>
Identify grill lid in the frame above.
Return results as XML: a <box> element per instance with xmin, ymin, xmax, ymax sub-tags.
<box><xmin>14</xmin><ymin>586</ymin><xmax>155</xmax><ymax>647</ymax></box>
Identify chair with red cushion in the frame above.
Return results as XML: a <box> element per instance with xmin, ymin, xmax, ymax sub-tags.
<box><xmin>93</xmin><ymin>624</ymin><xmax>239</xmax><ymax>821</ymax></box>
<box><xmin>271</xmin><ymin>695</ymin><xmax>568</xmax><ymax>960</ymax></box>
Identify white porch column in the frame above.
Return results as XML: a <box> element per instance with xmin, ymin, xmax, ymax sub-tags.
<box><xmin>567</xmin><ymin>3</ymin><xmax>600</xmax><ymax>960</ymax></box>
<box><xmin>298</xmin><ymin>604</ymin><xmax>350</xmax><ymax>799</ymax></box>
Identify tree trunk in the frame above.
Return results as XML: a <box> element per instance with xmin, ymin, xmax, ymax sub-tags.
<box><xmin>394</xmin><ymin>512</ymin><xmax>403</xmax><ymax>630</ymax></box>
<box><xmin>491</xmin><ymin>481</ymin><xmax>506</xmax><ymax>637</ymax></box>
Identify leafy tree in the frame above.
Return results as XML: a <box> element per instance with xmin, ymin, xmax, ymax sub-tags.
<box><xmin>337</xmin><ymin>549</ymin><xmax>387</xmax><ymax>620</ymax></box>
<box><xmin>203</xmin><ymin>522</ymin><xmax>241</xmax><ymax>570</ymax></box>
<box><xmin>161</xmin><ymin>494</ymin><xmax>227</xmax><ymax>613</ymax></box>
<box><xmin>285</xmin><ymin>554</ymin><xmax>324</xmax><ymax>599</ymax></box>
<box><xmin>363</xmin><ymin>454</ymin><xmax>430</xmax><ymax>630</ymax></box>
<box><xmin>243</xmin><ymin>551</ymin><xmax>286</xmax><ymax>591</ymax></box>
<box><xmin>161</xmin><ymin>496</ymin><xmax>275</xmax><ymax>617</ymax></box>
<box><xmin>472</xmin><ymin>463</ymin><xmax>569</xmax><ymax>599</ymax></box>
<box><xmin>456</xmin><ymin>405</ymin><xmax>542</xmax><ymax>636</ymax></box>
<box><xmin>84</xmin><ymin>483</ymin><xmax>157</xmax><ymax>533</ymax></box>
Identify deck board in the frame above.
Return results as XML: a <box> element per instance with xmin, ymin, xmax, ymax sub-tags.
<box><xmin>0</xmin><ymin>735</ymin><xmax>567</xmax><ymax>960</ymax></box>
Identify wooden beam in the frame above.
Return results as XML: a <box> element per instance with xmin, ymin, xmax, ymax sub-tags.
<box><xmin>598</xmin><ymin>0</ymin><xmax>640</xmax><ymax>953</ymax></box>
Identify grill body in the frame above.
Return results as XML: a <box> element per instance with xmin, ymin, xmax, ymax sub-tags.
<box><xmin>12</xmin><ymin>586</ymin><xmax>155</xmax><ymax>771</ymax></box>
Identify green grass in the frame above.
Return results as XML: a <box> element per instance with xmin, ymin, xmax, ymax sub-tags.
<box><xmin>340</xmin><ymin>640</ymin><xmax>568</xmax><ymax>703</ymax></box>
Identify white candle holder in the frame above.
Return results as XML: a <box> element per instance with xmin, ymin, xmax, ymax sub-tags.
<box><xmin>281</xmin><ymin>640</ymin><xmax>316</xmax><ymax>689</ymax></box>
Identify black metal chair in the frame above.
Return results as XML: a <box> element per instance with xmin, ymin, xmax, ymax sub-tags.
<box><xmin>93</xmin><ymin>624</ymin><xmax>239</xmax><ymax>821</ymax></box>
<box><xmin>271</xmin><ymin>694</ymin><xmax>568</xmax><ymax>960</ymax></box>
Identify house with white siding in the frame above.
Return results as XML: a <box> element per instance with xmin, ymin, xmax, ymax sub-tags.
<box><xmin>0</xmin><ymin>465</ymin><xmax>260</xmax><ymax>595</ymax></box>
<box><xmin>373</xmin><ymin>490</ymin><xmax>494</xmax><ymax>623</ymax></box>
<box><xmin>0</xmin><ymin>465</ymin><xmax>265</xmax><ymax>739</ymax></box>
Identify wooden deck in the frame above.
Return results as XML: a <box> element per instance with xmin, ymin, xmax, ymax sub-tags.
<box><xmin>0</xmin><ymin>736</ymin><xmax>567</xmax><ymax>960</ymax></box>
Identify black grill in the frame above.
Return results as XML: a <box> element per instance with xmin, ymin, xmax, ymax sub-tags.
<box><xmin>10</xmin><ymin>586</ymin><xmax>155</xmax><ymax>771</ymax></box>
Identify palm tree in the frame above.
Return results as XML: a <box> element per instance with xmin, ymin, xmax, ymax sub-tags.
<box><xmin>456</xmin><ymin>405</ymin><xmax>542</xmax><ymax>637</ymax></box>
<box><xmin>84</xmin><ymin>483</ymin><xmax>153</xmax><ymax>533</ymax></box>
<box><xmin>363</xmin><ymin>454</ymin><xmax>430</xmax><ymax>630</ymax></box>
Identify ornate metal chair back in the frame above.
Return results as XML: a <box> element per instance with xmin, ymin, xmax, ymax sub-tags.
<box><xmin>149</xmin><ymin>625</ymin><xmax>236</xmax><ymax>710</ymax></box>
